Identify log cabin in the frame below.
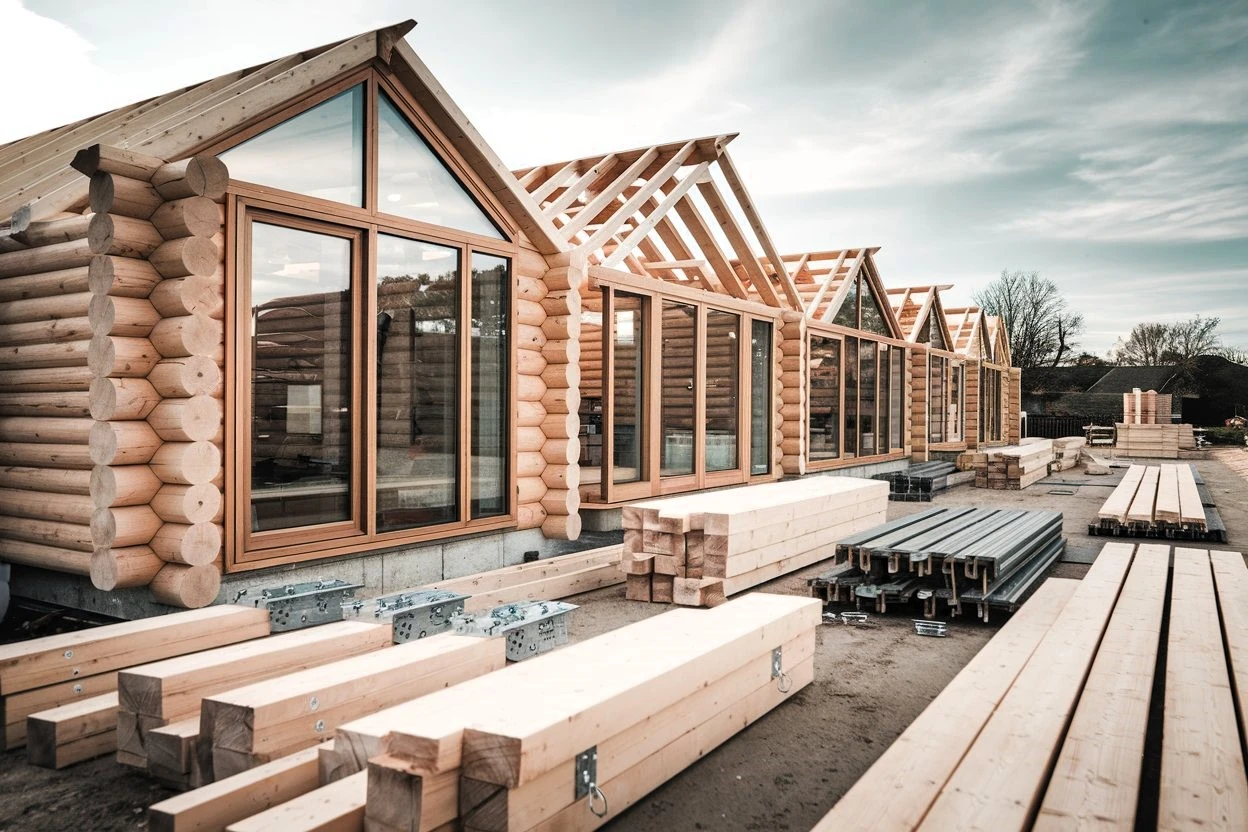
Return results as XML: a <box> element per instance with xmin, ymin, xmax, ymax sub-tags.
<box><xmin>0</xmin><ymin>21</ymin><xmax>1016</xmax><ymax>614</ymax></box>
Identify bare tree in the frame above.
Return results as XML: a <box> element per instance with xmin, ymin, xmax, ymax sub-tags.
<box><xmin>1110</xmin><ymin>316</ymin><xmax>1223</xmax><ymax>365</ymax></box>
<box><xmin>1109</xmin><ymin>322</ymin><xmax>1172</xmax><ymax>365</ymax></box>
<box><xmin>974</xmin><ymin>270</ymin><xmax>1085</xmax><ymax>369</ymax></box>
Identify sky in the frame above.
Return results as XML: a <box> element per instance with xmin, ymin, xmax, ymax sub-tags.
<box><xmin>3</xmin><ymin>0</ymin><xmax>1246</xmax><ymax>357</ymax></box>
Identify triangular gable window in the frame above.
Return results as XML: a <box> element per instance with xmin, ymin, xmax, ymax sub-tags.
<box><xmin>925</xmin><ymin>307</ymin><xmax>951</xmax><ymax>350</ymax></box>
<box><xmin>220</xmin><ymin>85</ymin><xmax>365</xmax><ymax>206</ymax></box>
<box><xmin>377</xmin><ymin>93</ymin><xmax>504</xmax><ymax>239</ymax></box>
<box><xmin>832</xmin><ymin>277</ymin><xmax>858</xmax><ymax>328</ymax></box>
<box><xmin>858</xmin><ymin>280</ymin><xmax>891</xmax><ymax>336</ymax></box>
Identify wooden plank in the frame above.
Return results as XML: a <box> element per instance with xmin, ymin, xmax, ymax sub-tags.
<box><xmin>1154</xmin><ymin>464</ymin><xmax>1181</xmax><ymax>523</ymax></box>
<box><xmin>716</xmin><ymin>150</ymin><xmax>802</xmax><ymax>308</ymax></box>
<box><xmin>1125</xmin><ymin>466</ymin><xmax>1159</xmax><ymax>523</ymax></box>
<box><xmin>0</xmin><ymin>606</ymin><xmax>270</xmax><ymax>695</ymax></box>
<box><xmin>814</xmin><ymin>578</ymin><xmax>1079</xmax><ymax>831</ymax></box>
<box><xmin>1159</xmin><ymin>548</ymin><xmax>1248</xmax><ymax>831</ymax></box>
<box><xmin>1210</xmin><ymin>551</ymin><xmax>1248</xmax><ymax>763</ymax></box>
<box><xmin>446</xmin><ymin>562</ymin><xmax>622</xmax><ymax>613</ymax></box>
<box><xmin>150</xmin><ymin>743</ymin><xmax>329</xmax><ymax>832</ymax></box>
<box><xmin>225</xmin><ymin>769</ymin><xmax>366</xmax><ymax>832</ymax></box>
<box><xmin>148</xmin><ymin>715</ymin><xmax>200</xmax><ymax>776</ymax></box>
<box><xmin>427</xmin><ymin>545</ymin><xmax>621</xmax><ymax>596</ymax></box>
<box><xmin>695</xmin><ymin>175</ymin><xmax>781</xmax><ymax>307</ymax></box>
<box><xmin>26</xmin><ymin>691</ymin><xmax>119</xmax><ymax>769</ymax></box>
<box><xmin>118</xmin><ymin>621</ymin><xmax>392</xmax><ymax>721</ymax></box>
<box><xmin>1034</xmin><ymin>544</ymin><xmax>1170</xmax><ymax>830</ymax></box>
<box><xmin>2</xmin><ymin>669</ymin><xmax>118</xmax><ymax>749</ymax></box>
<box><xmin>1176</xmin><ymin>464</ymin><xmax>1206</xmax><ymax>527</ymax></box>
<box><xmin>917</xmin><ymin>542</ymin><xmax>1135</xmax><ymax>831</ymax></box>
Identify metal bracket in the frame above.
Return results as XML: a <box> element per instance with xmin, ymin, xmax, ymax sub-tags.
<box><xmin>235</xmin><ymin>579</ymin><xmax>363</xmax><ymax>631</ymax></box>
<box><xmin>913</xmin><ymin>619</ymin><xmax>949</xmax><ymax>638</ymax></box>
<box><xmin>453</xmin><ymin>600</ymin><xmax>577</xmax><ymax>662</ymax></box>
<box><xmin>342</xmin><ymin>589</ymin><xmax>470</xmax><ymax>643</ymax></box>
<box><xmin>574</xmin><ymin>746</ymin><xmax>597</xmax><ymax>801</ymax></box>
<box><xmin>771</xmin><ymin>646</ymin><xmax>783</xmax><ymax>680</ymax></box>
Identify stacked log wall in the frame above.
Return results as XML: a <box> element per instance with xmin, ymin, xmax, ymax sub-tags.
<box><xmin>778</xmin><ymin>312</ymin><xmax>805</xmax><ymax>475</ymax></box>
<box><xmin>1007</xmin><ymin>367</ymin><xmax>1022</xmax><ymax>445</ymax></box>
<box><xmin>909</xmin><ymin>348</ymin><xmax>929</xmax><ymax>461</ymax></box>
<box><xmin>964</xmin><ymin>360</ymin><xmax>981</xmax><ymax>448</ymax></box>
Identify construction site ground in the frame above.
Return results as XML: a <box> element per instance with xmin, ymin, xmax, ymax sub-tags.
<box><xmin>2</xmin><ymin>451</ymin><xmax>1246</xmax><ymax>832</ymax></box>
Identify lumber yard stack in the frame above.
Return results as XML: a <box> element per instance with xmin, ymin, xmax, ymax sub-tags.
<box><xmin>147</xmin><ymin>593</ymin><xmax>818</xmax><ymax>832</ymax></box>
<box><xmin>1049</xmin><ymin>436</ymin><xmax>1085</xmax><ymax>472</ymax></box>
<box><xmin>1120</xmin><ymin>387</ymin><xmax>1172</xmax><ymax>425</ymax></box>
<box><xmin>1091</xmin><ymin>463</ymin><xmax>1226</xmax><ymax>542</ymax></box>
<box><xmin>873</xmin><ymin>461</ymin><xmax>968</xmax><ymax>502</ymax></box>
<box><xmin>813</xmin><ymin>543</ymin><xmax>1248</xmax><ymax>832</ymax></box>
<box><xmin>1115</xmin><ymin>422</ymin><xmax>1197</xmax><ymax>459</ymax></box>
<box><xmin>809</xmin><ymin>506</ymin><xmax>1064</xmax><ymax>621</ymax></box>
<box><xmin>619</xmin><ymin>477</ymin><xmax>888</xmax><ymax>607</ymax></box>
<box><xmin>3</xmin><ymin>605</ymin><xmax>269</xmax><ymax>766</ymax></box>
<box><xmin>957</xmin><ymin>439</ymin><xmax>1055</xmax><ymax>490</ymax></box>
<box><xmin>430</xmin><ymin>544</ymin><xmax>622</xmax><ymax>613</ymax></box>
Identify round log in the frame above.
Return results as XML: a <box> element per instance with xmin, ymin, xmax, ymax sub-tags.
<box><xmin>541</xmin><ymin>337</ymin><xmax>577</xmax><ymax>365</ymax></box>
<box><xmin>516</xmin><ymin>452</ymin><xmax>546</xmax><ymax>479</ymax></box>
<box><xmin>0</xmin><ymin>441</ymin><xmax>92</xmax><ymax>468</ymax></box>
<box><xmin>0</xmin><ymin>466</ymin><xmax>90</xmax><ymax>495</ymax></box>
<box><xmin>146</xmin><ymin>395</ymin><xmax>221</xmax><ymax>442</ymax></box>
<box><xmin>152</xmin><ymin>156</ymin><xmax>229</xmax><ymax>202</ymax></box>
<box><xmin>89</xmin><ymin>255</ymin><xmax>162</xmax><ymax>298</ymax></box>
<box><xmin>90</xmin><ymin>464</ymin><xmax>163</xmax><ymax>507</ymax></box>
<box><xmin>150</xmin><ymin>483</ymin><xmax>222</xmax><ymax>524</ymax></box>
<box><xmin>0</xmin><ymin>488</ymin><xmax>94</xmax><ymax>524</ymax></box>
<box><xmin>0</xmin><ymin>238</ymin><xmax>94</xmax><ymax>280</ymax></box>
<box><xmin>150</xmin><ymin>197</ymin><xmax>221</xmax><ymax>240</ymax></box>
<box><xmin>0</xmin><ymin>339</ymin><xmax>90</xmax><ymax>370</ymax></box>
<box><xmin>540</xmin><ymin>489</ymin><xmax>576</xmax><ymax>517</ymax></box>
<box><xmin>516</xmin><ymin>374</ymin><xmax>545</xmax><ymax>403</ymax></box>
<box><xmin>540</xmin><ymin>411</ymin><xmax>577</xmax><ymax>439</ymax></box>
<box><xmin>541</xmin><ymin>512</ymin><xmax>581</xmax><ymax>540</ymax></box>
<box><xmin>0</xmin><ymin>265</ymin><xmax>90</xmax><ymax>303</ymax></box>
<box><xmin>0</xmin><ymin>391</ymin><xmax>91</xmax><ymax>418</ymax></box>
<box><xmin>0</xmin><ymin>536</ymin><xmax>92</xmax><ymax>574</ymax></box>
<box><xmin>516</xmin><ymin>426</ymin><xmax>545</xmax><ymax>453</ymax></box>
<box><xmin>540</xmin><ymin>295</ymin><xmax>574</xmax><ymax>318</ymax></box>
<box><xmin>541</xmin><ymin>362</ymin><xmax>579</xmax><ymax>390</ymax></box>
<box><xmin>542</xmin><ymin>315</ymin><xmax>578</xmax><ymax>341</ymax></box>
<box><xmin>515</xmin><ymin>324</ymin><xmax>547</xmax><ymax>351</ymax></box>
<box><xmin>149</xmin><ymin>441</ymin><xmax>222</xmax><ymax>485</ymax></box>
<box><xmin>71</xmin><ymin>145</ymin><xmax>165</xmax><ymax>180</ymax></box>
<box><xmin>147</xmin><ymin>356</ymin><xmax>222</xmax><ymax>398</ymax></box>
<box><xmin>543</xmin><ymin>267</ymin><xmax>575</xmax><ymax>292</ymax></box>
<box><xmin>541</xmin><ymin>389</ymin><xmax>576</xmax><ymax>415</ymax></box>
<box><xmin>88</xmin><ymin>295</ymin><xmax>160</xmax><ymax>337</ymax></box>
<box><xmin>0</xmin><ymin>316</ymin><xmax>93</xmax><ymax>347</ymax></box>
<box><xmin>0</xmin><ymin>292</ymin><xmax>91</xmax><ymax>324</ymax></box>
<box><xmin>149</xmin><ymin>562</ymin><xmax>221</xmax><ymax>608</ymax></box>
<box><xmin>89</xmin><ymin>420</ymin><xmax>162</xmax><ymax>465</ymax></box>
<box><xmin>516</xmin><ymin>502</ymin><xmax>548</xmax><ymax>530</ymax></box>
<box><xmin>541</xmin><ymin>464</ymin><xmax>579</xmax><ymax>491</ymax></box>
<box><xmin>516</xmin><ymin>476</ymin><xmax>546</xmax><ymax>504</ymax></box>
<box><xmin>149</xmin><ymin>522</ymin><xmax>222</xmax><ymax>566</ymax></box>
<box><xmin>91</xmin><ymin>505</ymin><xmax>162</xmax><ymax>548</ymax></box>
<box><xmin>88</xmin><ymin>335</ymin><xmax>160</xmax><ymax>378</ymax></box>
<box><xmin>516</xmin><ymin>275</ymin><xmax>547</xmax><ymax>302</ymax></box>
<box><xmin>87</xmin><ymin>214</ymin><xmax>163</xmax><ymax>258</ymax></box>
<box><xmin>148</xmin><ymin>276</ymin><xmax>224</xmax><ymax>319</ymax></box>
<box><xmin>89</xmin><ymin>172</ymin><xmax>163</xmax><ymax>220</ymax></box>
<box><xmin>0</xmin><ymin>416</ymin><xmax>91</xmax><ymax>443</ymax></box>
<box><xmin>150</xmin><ymin>313</ymin><xmax>222</xmax><ymax>358</ymax></box>
<box><xmin>541</xmin><ymin>438</ymin><xmax>579</xmax><ymax>466</ymax></box>
<box><xmin>516</xmin><ymin>299</ymin><xmax>545</xmax><ymax>327</ymax></box>
<box><xmin>90</xmin><ymin>545</ymin><xmax>163</xmax><ymax>590</ymax></box>
<box><xmin>515</xmin><ymin>349</ymin><xmax>545</xmax><ymax>376</ymax></box>
<box><xmin>89</xmin><ymin>377</ymin><xmax>160</xmax><ymax>420</ymax></box>
<box><xmin>149</xmin><ymin>236</ymin><xmax>219</xmax><ymax>279</ymax></box>
<box><xmin>0</xmin><ymin>515</ymin><xmax>93</xmax><ymax>551</ymax></box>
<box><xmin>13</xmin><ymin>214</ymin><xmax>92</xmax><ymax>247</ymax></box>
<box><xmin>516</xmin><ymin>400</ymin><xmax>545</xmax><ymax>428</ymax></box>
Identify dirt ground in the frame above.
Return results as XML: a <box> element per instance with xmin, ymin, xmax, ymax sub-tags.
<box><xmin>1</xmin><ymin>452</ymin><xmax>1245</xmax><ymax>832</ymax></box>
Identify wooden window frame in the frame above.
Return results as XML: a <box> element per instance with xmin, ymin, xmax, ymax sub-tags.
<box><xmin>222</xmin><ymin>69</ymin><xmax>520</xmax><ymax>572</ymax></box>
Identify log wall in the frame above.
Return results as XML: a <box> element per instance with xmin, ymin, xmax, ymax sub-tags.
<box><xmin>778</xmin><ymin>312</ymin><xmax>806</xmax><ymax>475</ymax></box>
<box><xmin>0</xmin><ymin>145</ymin><xmax>227</xmax><ymax>608</ymax></box>
<box><xmin>909</xmin><ymin>349</ymin><xmax>929</xmax><ymax>462</ymax></box>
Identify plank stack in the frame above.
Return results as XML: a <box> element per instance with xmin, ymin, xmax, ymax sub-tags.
<box><xmin>1115</xmin><ymin>422</ymin><xmax>1197</xmax><ymax>459</ymax></box>
<box><xmin>809</xmin><ymin>506</ymin><xmax>1064</xmax><ymax>621</ymax></box>
<box><xmin>872</xmin><ymin>461</ymin><xmax>967</xmax><ymax>502</ymax></box>
<box><xmin>1049</xmin><ymin>436</ymin><xmax>1085</xmax><ymax>472</ymax></box>
<box><xmin>3</xmin><ymin>605</ymin><xmax>268</xmax><ymax>768</ymax></box>
<box><xmin>957</xmin><ymin>439</ymin><xmax>1055</xmax><ymax>490</ymax></box>
<box><xmin>428</xmin><ymin>544</ymin><xmax>622</xmax><ymax>612</ymax></box>
<box><xmin>1121</xmin><ymin>387</ymin><xmax>1172</xmax><ymax>425</ymax></box>
<box><xmin>619</xmin><ymin>477</ymin><xmax>888</xmax><ymax>606</ymax></box>
<box><xmin>812</xmin><ymin>543</ymin><xmax>1248</xmax><ymax>832</ymax></box>
<box><xmin>1090</xmin><ymin>462</ymin><xmax>1225</xmax><ymax>542</ymax></box>
<box><xmin>150</xmin><ymin>593</ymin><xmax>817</xmax><ymax>832</ymax></box>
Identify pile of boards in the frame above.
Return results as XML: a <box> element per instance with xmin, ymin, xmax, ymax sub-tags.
<box><xmin>2</xmin><ymin>605</ymin><xmax>271</xmax><ymax>768</ymax></box>
<box><xmin>1049</xmin><ymin>436</ymin><xmax>1086</xmax><ymax>472</ymax></box>
<box><xmin>1115</xmin><ymin>422</ymin><xmax>1197</xmax><ymax>459</ymax></box>
<box><xmin>149</xmin><ymin>593</ymin><xmax>818</xmax><ymax>832</ymax></box>
<box><xmin>428</xmin><ymin>544</ymin><xmax>622</xmax><ymax>612</ymax></box>
<box><xmin>957</xmin><ymin>439</ymin><xmax>1055</xmax><ymax>490</ymax></box>
<box><xmin>808</xmin><ymin>506</ymin><xmax>1064</xmax><ymax>621</ymax></box>
<box><xmin>872</xmin><ymin>462</ymin><xmax>969</xmax><ymax>502</ymax></box>
<box><xmin>1091</xmin><ymin>463</ymin><xmax>1226</xmax><ymax>542</ymax></box>
<box><xmin>1121</xmin><ymin>387</ymin><xmax>1172</xmax><ymax>425</ymax></box>
<box><xmin>813</xmin><ymin>543</ymin><xmax>1248</xmax><ymax>831</ymax></box>
<box><xmin>619</xmin><ymin>477</ymin><xmax>888</xmax><ymax>607</ymax></box>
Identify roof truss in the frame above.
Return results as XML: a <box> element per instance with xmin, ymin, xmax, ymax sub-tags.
<box><xmin>886</xmin><ymin>284</ymin><xmax>954</xmax><ymax>346</ymax></box>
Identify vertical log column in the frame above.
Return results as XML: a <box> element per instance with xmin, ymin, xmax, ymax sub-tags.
<box><xmin>778</xmin><ymin>312</ymin><xmax>806</xmax><ymax>476</ymax></box>
<box><xmin>772</xmin><ymin>320</ymin><xmax>784</xmax><ymax>474</ymax></box>
<box><xmin>1007</xmin><ymin>367</ymin><xmax>1021</xmax><ymax>445</ymax></box>
<box><xmin>535</xmin><ymin>252</ymin><xmax>584</xmax><ymax>540</ymax></box>
<box><xmin>964</xmin><ymin>360</ymin><xmax>980</xmax><ymax>449</ymax></box>
<box><xmin>514</xmin><ymin>258</ymin><xmax>549</xmax><ymax>524</ymax></box>
<box><xmin>909</xmin><ymin>349</ymin><xmax>929</xmax><ymax>461</ymax></box>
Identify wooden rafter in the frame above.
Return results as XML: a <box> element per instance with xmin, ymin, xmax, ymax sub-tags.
<box><xmin>601</xmin><ymin>160</ymin><xmax>709</xmax><ymax>268</ymax></box>
<box><xmin>695</xmin><ymin>176</ymin><xmax>780</xmax><ymax>307</ymax></box>
<box><xmin>804</xmin><ymin>250</ymin><xmax>850</xmax><ymax>320</ymax></box>
<box><xmin>672</xmin><ymin>194</ymin><xmax>750</xmax><ymax>300</ymax></box>
<box><xmin>581</xmin><ymin>142</ymin><xmax>696</xmax><ymax>254</ymax></box>
<box><xmin>820</xmin><ymin>250</ymin><xmax>867</xmax><ymax>323</ymax></box>
<box><xmin>544</xmin><ymin>154</ymin><xmax>618</xmax><ymax>220</ymax></box>
<box><xmin>716</xmin><ymin>151</ymin><xmax>800</xmax><ymax>308</ymax></box>
<box><xmin>561</xmin><ymin>148</ymin><xmax>659</xmax><ymax>240</ymax></box>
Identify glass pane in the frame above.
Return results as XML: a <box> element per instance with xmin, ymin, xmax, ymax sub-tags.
<box><xmin>878</xmin><ymin>344</ymin><xmax>890</xmax><ymax>453</ymax></box>
<box><xmin>375</xmin><ymin>234</ymin><xmax>459</xmax><ymax>531</ymax></box>
<box><xmin>808</xmin><ymin>336</ymin><xmax>841</xmax><ymax>461</ymax></box>
<box><xmin>750</xmin><ymin>320</ymin><xmax>772</xmax><ymax>475</ymax></box>
<box><xmin>860</xmin><ymin>340</ymin><xmax>877</xmax><ymax>455</ymax></box>
<box><xmin>578</xmin><ymin>295</ymin><xmax>604</xmax><ymax>483</ymax></box>
<box><xmin>660</xmin><ymin>302</ymin><xmax>696</xmax><ymax>476</ymax></box>
<box><xmin>930</xmin><ymin>310</ymin><xmax>950</xmax><ymax>350</ymax></box>
<box><xmin>832</xmin><ymin>277</ymin><xmax>859</xmax><ymax>328</ymax></box>
<box><xmin>950</xmin><ymin>363</ymin><xmax>963</xmax><ymax>441</ymax></box>
<box><xmin>890</xmin><ymin>347</ymin><xmax>904</xmax><ymax>450</ymax></box>
<box><xmin>612</xmin><ymin>293</ymin><xmax>645</xmax><ymax>484</ymax></box>
<box><xmin>705</xmin><ymin>310</ymin><xmax>739</xmax><ymax>473</ymax></box>
<box><xmin>377</xmin><ymin>93</ymin><xmax>504</xmax><ymax>239</ymax></box>
<box><xmin>471</xmin><ymin>252</ymin><xmax>508</xmax><ymax>518</ymax></box>
<box><xmin>221</xmin><ymin>86</ymin><xmax>364</xmax><ymax>206</ymax></box>
<box><xmin>859</xmin><ymin>281</ymin><xmax>891</xmax><ymax>336</ymax></box>
<box><xmin>844</xmin><ymin>336</ymin><xmax>859</xmax><ymax>457</ymax></box>
<box><xmin>249</xmin><ymin>222</ymin><xmax>353</xmax><ymax>532</ymax></box>
<box><xmin>929</xmin><ymin>356</ymin><xmax>945</xmax><ymax>443</ymax></box>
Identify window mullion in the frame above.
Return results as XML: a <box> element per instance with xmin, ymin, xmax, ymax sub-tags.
<box><xmin>459</xmin><ymin>245</ymin><xmax>472</xmax><ymax>522</ymax></box>
<box><xmin>363</xmin><ymin>226</ymin><xmax>378</xmax><ymax>537</ymax></box>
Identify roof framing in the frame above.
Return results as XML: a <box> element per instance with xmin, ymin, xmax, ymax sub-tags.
<box><xmin>886</xmin><ymin>284</ymin><xmax>955</xmax><ymax>346</ymax></box>
<box><xmin>944</xmin><ymin>306</ymin><xmax>992</xmax><ymax>360</ymax></box>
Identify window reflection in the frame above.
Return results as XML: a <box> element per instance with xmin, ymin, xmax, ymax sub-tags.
<box><xmin>808</xmin><ymin>336</ymin><xmax>841</xmax><ymax>461</ymax></box>
<box><xmin>471</xmin><ymin>252</ymin><xmax>509</xmax><ymax>518</ymax></box>
<box><xmin>661</xmin><ymin>302</ymin><xmax>696</xmax><ymax>476</ymax></box>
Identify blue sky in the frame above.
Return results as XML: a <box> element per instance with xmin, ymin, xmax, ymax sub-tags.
<box><xmin>4</xmin><ymin>0</ymin><xmax>1246</xmax><ymax>356</ymax></box>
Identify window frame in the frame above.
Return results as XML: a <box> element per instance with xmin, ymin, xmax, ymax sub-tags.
<box><xmin>222</xmin><ymin>67</ymin><xmax>520</xmax><ymax>571</ymax></box>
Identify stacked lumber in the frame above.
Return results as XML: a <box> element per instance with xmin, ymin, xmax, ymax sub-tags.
<box><xmin>1115</xmin><ymin>422</ymin><xmax>1183</xmax><ymax>458</ymax></box>
<box><xmin>1091</xmin><ymin>463</ymin><xmax>1224</xmax><ymax>541</ymax></box>
<box><xmin>116</xmin><ymin>620</ymin><xmax>392</xmax><ymax>786</ymax></box>
<box><xmin>1</xmin><ymin>605</ymin><xmax>267</xmax><ymax>763</ymax></box>
<box><xmin>619</xmin><ymin>477</ymin><xmax>888</xmax><ymax>606</ymax></box>
<box><xmin>0</xmin><ymin>143</ymin><xmax>227</xmax><ymax>608</ymax></box>
<box><xmin>1049</xmin><ymin>436</ymin><xmax>1085</xmax><ymax>472</ymax></box>
<box><xmin>428</xmin><ymin>544</ymin><xmax>622</xmax><ymax>612</ymax></box>
<box><xmin>1120</xmin><ymin>387</ymin><xmax>1173</xmax><ymax>425</ymax></box>
<box><xmin>814</xmin><ymin>543</ymin><xmax>1248</xmax><ymax>831</ymax></box>
<box><xmin>957</xmin><ymin>439</ymin><xmax>1054</xmax><ymax>489</ymax></box>
<box><xmin>810</xmin><ymin>506</ymin><xmax>1064</xmax><ymax>620</ymax></box>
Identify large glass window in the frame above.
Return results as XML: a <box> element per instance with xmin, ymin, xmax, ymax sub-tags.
<box><xmin>890</xmin><ymin>347</ymin><xmax>904</xmax><ymax>450</ymax></box>
<box><xmin>929</xmin><ymin>356</ymin><xmax>946</xmax><ymax>444</ymax></box>
<box><xmin>705</xmin><ymin>310</ymin><xmax>740</xmax><ymax>473</ymax></box>
<box><xmin>808</xmin><ymin>336</ymin><xmax>841</xmax><ymax>461</ymax></box>
<box><xmin>980</xmin><ymin>367</ymin><xmax>1002</xmax><ymax>442</ymax></box>
<box><xmin>661</xmin><ymin>302</ymin><xmax>696</xmax><ymax>476</ymax></box>
<box><xmin>750</xmin><ymin>320</ymin><xmax>772</xmax><ymax>475</ymax></box>
<box><xmin>612</xmin><ymin>294</ymin><xmax>645</xmax><ymax>484</ymax></box>
<box><xmin>470</xmin><ymin>253</ymin><xmax>509</xmax><ymax>518</ymax></box>
<box><xmin>859</xmin><ymin>284</ymin><xmax>890</xmax><ymax>337</ymax></box>
<box><xmin>221</xmin><ymin>86</ymin><xmax>365</xmax><ymax>206</ymax></box>
<box><xmin>878</xmin><ymin>344</ymin><xmax>890</xmax><ymax>454</ymax></box>
<box><xmin>860</xmin><ymin>343</ymin><xmax>877</xmax><ymax>454</ymax></box>
<box><xmin>249</xmin><ymin>221</ymin><xmax>355</xmax><ymax>533</ymax></box>
<box><xmin>949</xmin><ymin>363</ymin><xmax>964</xmax><ymax>442</ymax></box>
<box><xmin>833</xmin><ymin>278</ymin><xmax>859</xmax><ymax>328</ymax></box>
<box><xmin>844</xmin><ymin>337</ymin><xmax>859</xmax><ymax>458</ymax></box>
